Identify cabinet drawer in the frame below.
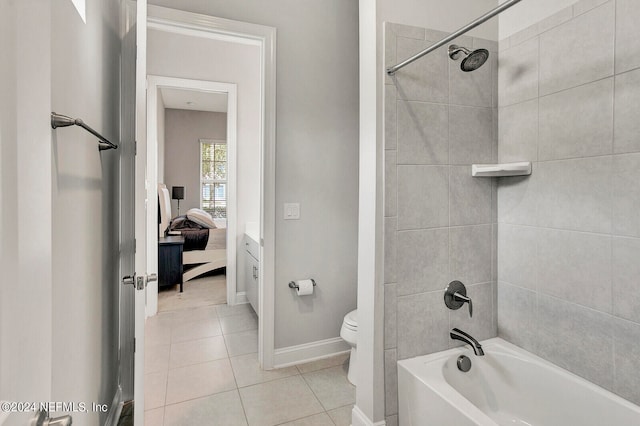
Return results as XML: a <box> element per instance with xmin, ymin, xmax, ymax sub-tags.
<box><xmin>244</xmin><ymin>234</ymin><xmax>260</xmax><ymax>260</ymax></box>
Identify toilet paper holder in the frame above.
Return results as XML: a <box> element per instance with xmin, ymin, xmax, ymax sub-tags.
<box><xmin>288</xmin><ymin>279</ymin><xmax>317</xmax><ymax>290</ymax></box>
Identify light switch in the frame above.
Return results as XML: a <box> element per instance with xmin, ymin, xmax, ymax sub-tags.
<box><xmin>284</xmin><ymin>203</ymin><xmax>300</xmax><ymax>220</ymax></box>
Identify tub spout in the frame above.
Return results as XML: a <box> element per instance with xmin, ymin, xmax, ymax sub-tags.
<box><xmin>450</xmin><ymin>328</ymin><xmax>485</xmax><ymax>356</ymax></box>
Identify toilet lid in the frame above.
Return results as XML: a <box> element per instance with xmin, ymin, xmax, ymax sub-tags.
<box><xmin>344</xmin><ymin>310</ymin><xmax>357</xmax><ymax>328</ymax></box>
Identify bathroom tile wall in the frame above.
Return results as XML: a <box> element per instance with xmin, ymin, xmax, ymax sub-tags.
<box><xmin>383</xmin><ymin>22</ymin><xmax>498</xmax><ymax>421</ymax></box>
<box><xmin>497</xmin><ymin>0</ymin><xmax>640</xmax><ymax>406</ymax></box>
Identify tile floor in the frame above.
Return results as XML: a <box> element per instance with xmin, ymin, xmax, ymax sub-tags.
<box><xmin>145</xmin><ymin>303</ymin><xmax>354</xmax><ymax>426</ymax></box>
<box><xmin>158</xmin><ymin>273</ymin><xmax>227</xmax><ymax>312</ymax></box>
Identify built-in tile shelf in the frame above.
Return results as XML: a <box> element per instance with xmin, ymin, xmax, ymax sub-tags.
<box><xmin>472</xmin><ymin>162</ymin><xmax>532</xmax><ymax>177</ymax></box>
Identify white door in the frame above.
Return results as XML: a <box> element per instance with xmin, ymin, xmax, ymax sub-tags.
<box><xmin>120</xmin><ymin>1</ymin><xmax>148</xmax><ymax>425</ymax></box>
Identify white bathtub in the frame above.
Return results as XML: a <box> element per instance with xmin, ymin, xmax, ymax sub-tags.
<box><xmin>398</xmin><ymin>337</ymin><xmax>640</xmax><ymax>426</ymax></box>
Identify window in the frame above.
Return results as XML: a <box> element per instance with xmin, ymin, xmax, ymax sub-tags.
<box><xmin>200</xmin><ymin>139</ymin><xmax>227</xmax><ymax>218</ymax></box>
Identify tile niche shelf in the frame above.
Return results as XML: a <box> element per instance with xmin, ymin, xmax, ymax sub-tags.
<box><xmin>471</xmin><ymin>162</ymin><xmax>532</xmax><ymax>177</ymax></box>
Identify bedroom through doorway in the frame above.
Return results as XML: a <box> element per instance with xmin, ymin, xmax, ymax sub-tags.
<box><xmin>156</xmin><ymin>87</ymin><xmax>231</xmax><ymax>313</ymax></box>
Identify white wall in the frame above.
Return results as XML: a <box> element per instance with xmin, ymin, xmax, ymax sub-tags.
<box><xmin>163</xmin><ymin>109</ymin><xmax>228</xmax><ymax>214</ymax></box>
<box><xmin>157</xmin><ymin>90</ymin><xmax>166</xmax><ymax>183</ymax></box>
<box><xmin>0</xmin><ymin>0</ymin><xmax>121</xmax><ymax>424</ymax></box>
<box><xmin>50</xmin><ymin>0</ymin><xmax>122</xmax><ymax>423</ymax></box>
<box><xmin>0</xmin><ymin>2</ymin><xmax>53</xmax><ymax>421</ymax></box>
<box><xmin>148</xmin><ymin>0</ymin><xmax>360</xmax><ymax>350</ymax></box>
<box><xmin>499</xmin><ymin>0</ymin><xmax>581</xmax><ymax>39</ymax></box>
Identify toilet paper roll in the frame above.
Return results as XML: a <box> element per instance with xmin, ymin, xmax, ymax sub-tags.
<box><xmin>296</xmin><ymin>279</ymin><xmax>314</xmax><ymax>296</ymax></box>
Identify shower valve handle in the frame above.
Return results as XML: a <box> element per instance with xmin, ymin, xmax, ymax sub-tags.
<box><xmin>454</xmin><ymin>292</ymin><xmax>473</xmax><ymax>318</ymax></box>
<box><xmin>444</xmin><ymin>280</ymin><xmax>473</xmax><ymax>318</ymax></box>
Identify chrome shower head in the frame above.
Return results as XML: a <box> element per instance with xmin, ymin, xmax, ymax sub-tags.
<box><xmin>448</xmin><ymin>44</ymin><xmax>489</xmax><ymax>72</ymax></box>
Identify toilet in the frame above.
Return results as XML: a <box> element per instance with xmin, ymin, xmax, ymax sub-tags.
<box><xmin>340</xmin><ymin>309</ymin><xmax>358</xmax><ymax>385</ymax></box>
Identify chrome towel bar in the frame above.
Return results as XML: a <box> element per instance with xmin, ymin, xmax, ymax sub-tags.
<box><xmin>51</xmin><ymin>112</ymin><xmax>118</xmax><ymax>151</ymax></box>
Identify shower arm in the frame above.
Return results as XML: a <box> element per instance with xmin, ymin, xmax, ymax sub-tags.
<box><xmin>386</xmin><ymin>0</ymin><xmax>524</xmax><ymax>75</ymax></box>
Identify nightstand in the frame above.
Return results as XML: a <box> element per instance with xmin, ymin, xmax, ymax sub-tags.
<box><xmin>158</xmin><ymin>236</ymin><xmax>185</xmax><ymax>292</ymax></box>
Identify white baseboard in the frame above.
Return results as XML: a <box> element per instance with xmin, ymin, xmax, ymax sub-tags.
<box><xmin>273</xmin><ymin>337</ymin><xmax>350</xmax><ymax>368</ymax></box>
<box><xmin>235</xmin><ymin>291</ymin><xmax>248</xmax><ymax>304</ymax></box>
<box><xmin>351</xmin><ymin>405</ymin><xmax>386</xmax><ymax>426</ymax></box>
<box><xmin>103</xmin><ymin>386</ymin><xmax>123</xmax><ymax>426</ymax></box>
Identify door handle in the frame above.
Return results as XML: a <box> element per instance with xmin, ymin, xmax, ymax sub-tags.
<box><xmin>34</xmin><ymin>409</ymin><xmax>72</xmax><ymax>426</ymax></box>
<box><xmin>147</xmin><ymin>273</ymin><xmax>158</xmax><ymax>283</ymax></box>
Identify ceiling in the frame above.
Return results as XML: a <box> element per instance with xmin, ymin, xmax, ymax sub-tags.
<box><xmin>159</xmin><ymin>87</ymin><xmax>228</xmax><ymax>113</ymax></box>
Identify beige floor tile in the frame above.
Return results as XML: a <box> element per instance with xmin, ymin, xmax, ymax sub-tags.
<box><xmin>302</xmin><ymin>365</ymin><xmax>355</xmax><ymax>411</ymax></box>
<box><xmin>279</xmin><ymin>412</ymin><xmax>335</xmax><ymax>426</ymax></box>
<box><xmin>164</xmin><ymin>390</ymin><xmax>248</xmax><ymax>426</ymax></box>
<box><xmin>165</xmin><ymin>358</ymin><xmax>236</xmax><ymax>405</ymax></box>
<box><xmin>220</xmin><ymin>311</ymin><xmax>258</xmax><ymax>334</ymax></box>
<box><xmin>145</xmin><ymin>322</ymin><xmax>172</xmax><ymax>347</ymax></box>
<box><xmin>145</xmin><ymin>343</ymin><xmax>170</xmax><ymax>374</ymax></box>
<box><xmin>216</xmin><ymin>303</ymin><xmax>255</xmax><ymax>318</ymax></box>
<box><xmin>239</xmin><ymin>376</ymin><xmax>324</xmax><ymax>426</ymax></box>
<box><xmin>170</xmin><ymin>305</ymin><xmax>219</xmax><ymax>325</ymax></box>
<box><xmin>169</xmin><ymin>335</ymin><xmax>228</xmax><ymax>369</ymax></box>
<box><xmin>327</xmin><ymin>405</ymin><xmax>353</xmax><ymax>426</ymax></box>
<box><xmin>158</xmin><ymin>274</ymin><xmax>227</xmax><ymax>312</ymax></box>
<box><xmin>230</xmin><ymin>353</ymin><xmax>299</xmax><ymax>388</ymax></box>
<box><xmin>170</xmin><ymin>317</ymin><xmax>222</xmax><ymax>343</ymax></box>
<box><xmin>144</xmin><ymin>407</ymin><xmax>164</xmax><ymax>426</ymax></box>
<box><xmin>144</xmin><ymin>370</ymin><xmax>168</xmax><ymax>410</ymax></box>
<box><xmin>295</xmin><ymin>353</ymin><xmax>350</xmax><ymax>374</ymax></box>
<box><xmin>224</xmin><ymin>329</ymin><xmax>258</xmax><ymax>357</ymax></box>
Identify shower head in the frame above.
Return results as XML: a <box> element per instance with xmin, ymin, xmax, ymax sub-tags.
<box><xmin>448</xmin><ymin>45</ymin><xmax>489</xmax><ymax>72</ymax></box>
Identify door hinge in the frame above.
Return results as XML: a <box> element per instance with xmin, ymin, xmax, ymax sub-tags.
<box><xmin>134</xmin><ymin>140</ymin><xmax>137</xmax><ymax>155</ymax></box>
<box><xmin>134</xmin><ymin>238</ymin><xmax>137</xmax><ymax>253</ymax></box>
<box><xmin>134</xmin><ymin>338</ymin><xmax>136</xmax><ymax>353</ymax></box>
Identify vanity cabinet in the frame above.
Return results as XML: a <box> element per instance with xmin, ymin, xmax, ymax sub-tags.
<box><xmin>244</xmin><ymin>234</ymin><xmax>260</xmax><ymax>316</ymax></box>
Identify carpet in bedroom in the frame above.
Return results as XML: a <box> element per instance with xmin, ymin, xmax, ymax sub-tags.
<box><xmin>158</xmin><ymin>273</ymin><xmax>227</xmax><ymax>312</ymax></box>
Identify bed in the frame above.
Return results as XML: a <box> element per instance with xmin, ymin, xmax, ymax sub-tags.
<box><xmin>158</xmin><ymin>184</ymin><xmax>227</xmax><ymax>282</ymax></box>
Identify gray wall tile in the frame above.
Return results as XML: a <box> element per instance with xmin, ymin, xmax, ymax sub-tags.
<box><xmin>613</xmin><ymin>318</ymin><xmax>640</xmax><ymax>405</ymax></box>
<box><xmin>614</xmin><ymin>69</ymin><xmax>640</xmax><ymax>154</ymax></box>
<box><xmin>539</xmin><ymin>2</ymin><xmax>614</xmax><ymax>95</ymax></box>
<box><xmin>573</xmin><ymin>0</ymin><xmax>611</xmax><ymax>17</ymax></box>
<box><xmin>612</xmin><ymin>237</ymin><xmax>640</xmax><ymax>323</ymax></box>
<box><xmin>497</xmin><ymin>174</ymin><xmax>538</xmax><ymax>226</ymax></box>
<box><xmin>449</xmin><ymin>166</ymin><xmax>492</xmax><ymax>226</ymax></box>
<box><xmin>397</xmin><ymin>228</ymin><xmax>449</xmax><ymax>296</ymax></box>
<box><xmin>449</xmin><ymin>282</ymin><xmax>496</xmax><ymax>344</ymax></box>
<box><xmin>397</xmin><ymin>101</ymin><xmax>448</xmax><ymax>165</ymax></box>
<box><xmin>509</xmin><ymin>23</ymin><xmax>539</xmax><ymax>48</ymax></box>
<box><xmin>397</xmin><ymin>165</ymin><xmax>449</xmax><ymax>230</ymax></box>
<box><xmin>616</xmin><ymin>0</ymin><xmax>640</xmax><ymax>74</ymax></box>
<box><xmin>498</xmin><ymin>99</ymin><xmax>538</xmax><ymax>163</ymax></box>
<box><xmin>384</xmin><ymin>150</ymin><xmax>397</xmax><ymax>217</ymax></box>
<box><xmin>395</xmin><ymin>38</ymin><xmax>448</xmax><ymax>103</ymax></box>
<box><xmin>384</xmin><ymin>218</ymin><xmax>397</xmax><ymax>284</ymax></box>
<box><xmin>385</xmin><ymin>85</ymin><xmax>397</xmax><ymax>150</ymax></box>
<box><xmin>498</xmin><ymin>224</ymin><xmax>537</xmax><ymax>291</ymax></box>
<box><xmin>386</xmin><ymin>415</ymin><xmax>398</xmax><ymax>426</ymax></box>
<box><xmin>499</xmin><ymin>37</ymin><xmax>538</xmax><ymax>107</ymax></box>
<box><xmin>472</xmin><ymin>38</ymin><xmax>498</xmax><ymax>53</ymax></box>
<box><xmin>450</xmin><ymin>225</ymin><xmax>492</xmax><ymax>285</ymax></box>
<box><xmin>497</xmin><ymin>282</ymin><xmax>537</xmax><ymax>352</ymax></box>
<box><xmin>386</xmin><ymin>22</ymin><xmax>425</xmax><ymax>40</ymax></box>
<box><xmin>537</xmin><ymin>229</ymin><xmax>612</xmax><ymax>313</ymax></box>
<box><xmin>449</xmin><ymin>58</ymin><xmax>492</xmax><ymax>108</ymax></box>
<box><xmin>537</xmin><ymin>6</ymin><xmax>573</xmax><ymax>34</ymax></box>
<box><xmin>537</xmin><ymin>157</ymin><xmax>612</xmax><ymax>234</ymax></box>
<box><xmin>449</xmin><ymin>106</ymin><xmax>493</xmax><ymax>165</ymax></box>
<box><xmin>384</xmin><ymin>349</ymin><xmax>398</xmax><ymax>416</ymax></box>
<box><xmin>612</xmin><ymin>153</ymin><xmax>640</xmax><ymax>237</ymax></box>
<box><xmin>397</xmin><ymin>291</ymin><xmax>449</xmax><ymax>359</ymax></box>
<box><xmin>384</xmin><ymin>284</ymin><xmax>397</xmax><ymax>349</ymax></box>
<box><xmin>538</xmin><ymin>78</ymin><xmax>614</xmax><ymax>160</ymax></box>
<box><xmin>536</xmin><ymin>294</ymin><xmax>614</xmax><ymax>389</ymax></box>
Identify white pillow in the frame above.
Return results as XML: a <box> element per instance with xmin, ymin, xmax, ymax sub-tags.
<box><xmin>186</xmin><ymin>208</ymin><xmax>216</xmax><ymax>228</ymax></box>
